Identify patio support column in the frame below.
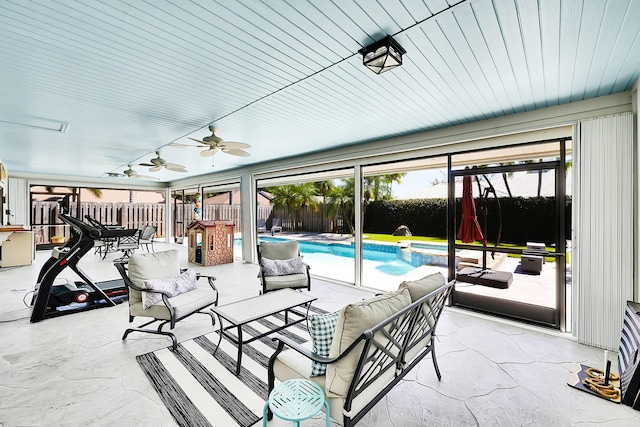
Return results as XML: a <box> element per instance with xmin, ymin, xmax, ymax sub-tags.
<box><xmin>240</xmin><ymin>173</ymin><xmax>257</xmax><ymax>264</ymax></box>
<box><xmin>354</xmin><ymin>166</ymin><xmax>363</xmax><ymax>287</ymax></box>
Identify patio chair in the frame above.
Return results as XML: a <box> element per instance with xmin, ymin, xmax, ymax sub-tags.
<box><xmin>271</xmin><ymin>218</ymin><xmax>283</xmax><ymax>235</ymax></box>
<box><xmin>257</xmin><ymin>240</ymin><xmax>310</xmax><ymax>294</ymax></box>
<box><xmin>114</xmin><ymin>249</ymin><xmax>219</xmax><ymax>350</ymax></box>
<box><xmin>257</xmin><ymin>218</ymin><xmax>267</xmax><ymax>233</ymax></box>
<box><xmin>112</xmin><ymin>229</ymin><xmax>141</xmax><ymax>261</ymax></box>
<box><xmin>139</xmin><ymin>225</ymin><xmax>157</xmax><ymax>252</ymax></box>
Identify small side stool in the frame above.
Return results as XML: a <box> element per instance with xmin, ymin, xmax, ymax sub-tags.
<box><xmin>263</xmin><ymin>379</ymin><xmax>330</xmax><ymax>427</ymax></box>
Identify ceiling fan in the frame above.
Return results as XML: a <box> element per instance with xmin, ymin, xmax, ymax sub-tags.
<box><xmin>175</xmin><ymin>125</ymin><xmax>251</xmax><ymax>158</ymax></box>
<box><xmin>106</xmin><ymin>165</ymin><xmax>156</xmax><ymax>179</ymax></box>
<box><xmin>140</xmin><ymin>151</ymin><xmax>187</xmax><ymax>173</ymax></box>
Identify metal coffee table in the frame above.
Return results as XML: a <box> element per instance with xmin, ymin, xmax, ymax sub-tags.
<box><xmin>211</xmin><ymin>288</ymin><xmax>317</xmax><ymax>375</ymax></box>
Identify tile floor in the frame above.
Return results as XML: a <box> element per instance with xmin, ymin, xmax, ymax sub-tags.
<box><xmin>1</xmin><ymin>243</ymin><xmax>638</xmax><ymax>426</ymax></box>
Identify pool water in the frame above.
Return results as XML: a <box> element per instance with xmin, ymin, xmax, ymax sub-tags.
<box><xmin>237</xmin><ymin>236</ymin><xmax>418</xmax><ymax>277</ymax></box>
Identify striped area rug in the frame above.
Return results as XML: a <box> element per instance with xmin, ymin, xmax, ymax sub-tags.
<box><xmin>136</xmin><ymin>307</ymin><xmax>325</xmax><ymax>427</ymax></box>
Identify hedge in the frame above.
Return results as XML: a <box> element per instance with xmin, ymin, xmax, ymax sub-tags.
<box><xmin>364</xmin><ymin>196</ymin><xmax>572</xmax><ymax>246</ymax></box>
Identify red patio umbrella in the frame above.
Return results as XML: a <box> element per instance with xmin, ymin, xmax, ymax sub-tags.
<box><xmin>457</xmin><ymin>175</ymin><xmax>485</xmax><ymax>243</ymax></box>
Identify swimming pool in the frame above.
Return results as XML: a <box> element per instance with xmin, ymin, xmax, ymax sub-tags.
<box><xmin>236</xmin><ymin>236</ymin><xmax>451</xmax><ymax>280</ymax></box>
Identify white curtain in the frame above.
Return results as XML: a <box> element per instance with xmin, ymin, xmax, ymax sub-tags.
<box><xmin>574</xmin><ymin>112</ymin><xmax>634</xmax><ymax>350</ymax></box>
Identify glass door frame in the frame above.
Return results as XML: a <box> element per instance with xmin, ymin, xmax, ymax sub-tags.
<box><xmin>447</xmin><ymin>138</ymin><xmax>568</xmax><ymax>330</ymax></box>
<box><xmin>172</xmin><ymin>188</ymin><xmax>199</xmax><ymax>244</ymax></box>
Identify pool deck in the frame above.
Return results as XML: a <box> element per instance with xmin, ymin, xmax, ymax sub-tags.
<box><xmin>266</xmin><ymin>232</ymin><xmax>563</xmax><ymax>313</ymax></box>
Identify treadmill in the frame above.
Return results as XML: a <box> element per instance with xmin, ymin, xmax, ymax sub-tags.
<box><xmin>30</xmin><ymin>210</ymin><xmax>137</xmax><ymax>322</ymax></box>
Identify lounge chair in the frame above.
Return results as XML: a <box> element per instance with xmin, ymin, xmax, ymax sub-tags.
<box><xmin>271</xmin><ymin>218</ymin><xmax>282</xmax><ymax>235</ymax></box>
<box><xmin>257</xmin><ymin>218</ymin><xmax>267</xmax><ymax>233</ymax></box>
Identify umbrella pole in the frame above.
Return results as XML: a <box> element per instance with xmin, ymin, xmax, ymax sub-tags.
<box><xmin>482</xmin><ymin>186</ymin><xmax>489</xmax><ymax>271</ymax></box>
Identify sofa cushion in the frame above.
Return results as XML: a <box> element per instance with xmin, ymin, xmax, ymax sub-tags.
<box><xmin>261</xmin><ymin>256</ymin><xmax>306</xmax><ymax>276</ymax></box>
<box><xmin>398</xmin><ymin>272</ymin><xmax>446</xmax><ymax>302</ymax></box>
<box><xmin>141</xmin><ymin>269</ymin><xmax>198</xmax><ymax>309</ymax></box>
<box><xmin>325</xmin><ymin>288</ymin><xmax>412</xmax><ymax>397</ymax></box>
<box><xmin>309</xmin><ymin>310</ymin><xmax>340</xmax><ymax>376</ymax></box>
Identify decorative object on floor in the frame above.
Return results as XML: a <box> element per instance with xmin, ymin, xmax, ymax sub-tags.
<box><xmin>567</xmin><ymin>363</ymin><xmax>621</xmax><ymax>403</ymax></box>
<box><xmin>567</xmin><ymin>301</ymin><xmax>640</xmax><ymax>410</ymax></box>
<box><xmin>358</xmin><ymin>35</ymin><xmax>406</xmax><ymax>74</ymax></box>
<box><xmin>263</xmin><ymin>379</ymin><xmax>330</xmax><ymax>427</ymax></box>
<box><xmin>136</xmin><ymin>308</ymin><xmax>327</xmax><ymax>427</ymax></box>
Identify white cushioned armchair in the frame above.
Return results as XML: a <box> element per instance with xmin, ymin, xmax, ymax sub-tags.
<box><xmin>114</xmin><ymin>249</ymin><xmax>219</xmax><ymax>350</ymax></box>
<box><xmin>257</xmin><ymin>240</ymin><xmax>311</xmax><ymax>294</ymax></box>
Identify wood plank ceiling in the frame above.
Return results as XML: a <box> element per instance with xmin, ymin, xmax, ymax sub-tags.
<box><xmin>0</xmin><ymin>0</ymin><xmax>639</xmax><ymax>182</ymax></box>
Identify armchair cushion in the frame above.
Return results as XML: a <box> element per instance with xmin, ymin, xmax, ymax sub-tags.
<box><xmin>325</xmin><ymin>288</ymin><xmax>411</xmax><ymax>397</ymax></box>
<box><xmin>261</xmin><ymin>256</ymin><xmax>306</xmax><ymax>276</ymax></box>
<box><xmin>141</xmin><ymin>269</ymin><xmax>198</xmax><ymax>309</ymax></box>
<box><xmin>259</xmin><ymin>240</ymin><xmax>299</xmax><ymax>259</ymax></box>
<box><xmin>309</xmin><ymin>310</ymin><xmax>340</xmax><ymax>376</ymax></box>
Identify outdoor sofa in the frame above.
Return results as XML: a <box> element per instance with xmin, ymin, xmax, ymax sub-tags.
<box><xmin>267</xmin><ymin>272</ymin><xmax>454</xmax><ymax>426</ymax></box>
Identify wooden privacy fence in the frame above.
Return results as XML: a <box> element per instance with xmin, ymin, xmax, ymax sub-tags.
<box><xmin>32</xmin><ymin>201</ymin><xmax>250</xmax><ymax>243</ymax></box>
<box><xmin>257</xmin><ymin>205</ymin><xmax>338</xmax><ymax>233</ymax></box>
<box><xmin>32</xmin><ymin>201</ymin><xmax>166</xmax><ymax>242</ymax></box>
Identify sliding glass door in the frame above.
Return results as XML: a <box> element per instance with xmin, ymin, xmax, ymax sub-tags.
<box><xmin>448</xmin><ymin>139</ymin><xmax>571</xmax><ymax>329</ymax></box>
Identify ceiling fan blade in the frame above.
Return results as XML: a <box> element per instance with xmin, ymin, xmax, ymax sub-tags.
<box><xmin>188</xmin><ymin>137</ymin><xmax>209</xmax><ymax>146</ymax></box>
<box><xmin>201</xmin><ymin>148</ymin><xmax>217</xmax><ymax>157</ymax></box>
<box><xmin>139</xmin><ymin>162</ymin><xmax>155</xmax><ymax>167</ymax></box>
<box><xmin>222</xmin><ymin>148</ymin><xmax>251</xmax><ymax>157</ymax></box>
<box><xmin>169</xmin><ymin>142</ymin><xmax>201</xmax><ymax>147</ymax></box>
<box><xmin>166</xmin><ymin>164</ymin><xmax>188</xmax><ymax>172</ymax></box>
<box><xmin>149</xmin><ymin>165</ymin><xmax>163</xmax><ymax>172</ymax></box>
<box><xmin>221</xmin><ymin>141</ymin><xmax>251</xmax><ymax>149</ymax></box>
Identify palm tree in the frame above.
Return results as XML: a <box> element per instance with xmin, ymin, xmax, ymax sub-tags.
<box><xmin>325</xmin><ymin>184</ymin><xmax>354</xmax><ymax>234</ymax></box>
<box><xmin>267</xmin><ymin>183</ymin><xmax>318</xmax><ymax>230</ymax></box>
<box><xmin>498</xmin><ymin>162</ymin><xmax>514</xmax><ymax>197</ymax></box>
<box><xmin>266</xmin><ymin>184</ymin><xmax>297</xmax><ymax>229</ymax></box>
<box><xmin>291</xmin><ymin>182</ymin><xmax>319</xmax><ymax>230</ymax></box>
<box><xmin>314</xmin><ymin>180</ymin><xmax>335</xmax><ymax>232</ymax></box>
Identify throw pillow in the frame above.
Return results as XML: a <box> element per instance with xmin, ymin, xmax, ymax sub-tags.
<box><xmin>309</xmin><ymin>310</ymin><xmax>340</xmax><ymax>376</ymax></box>
<box><xmin>141</xmin><ymin>269</ymin><xmax>198</xmax><ymax>309</ymax></box>
<box><xmin>261</xmin><ymin>256</ymin><xmax>306</xmax><ymax>276</ymax></box>
<box><xmin>398</xmin><ymin>272</ymin><xmax>445</xmax><ymax>302</ymax></box>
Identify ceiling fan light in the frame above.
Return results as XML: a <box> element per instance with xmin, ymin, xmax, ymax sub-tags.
<box><xmin>358</xmin><ymin>35</ymin><xmax>406</xmax><ymax>74</ymax></box>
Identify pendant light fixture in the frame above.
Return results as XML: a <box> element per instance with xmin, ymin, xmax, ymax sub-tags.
<box><xmin>358</xmin><ymin>35</ymin><xmax>406</xmax><ymax>74</ymax></box>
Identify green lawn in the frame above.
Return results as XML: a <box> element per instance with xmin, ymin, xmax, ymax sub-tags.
<box><xmin>364</xmin><ymin>233</ymin><xmax>563</xmax><ymax>263</ymax></box>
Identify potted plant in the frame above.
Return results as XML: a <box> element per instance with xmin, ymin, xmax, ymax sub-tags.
<box><xmin>51</xmin><ymin>235</ymin><xmax>65</xmax><ymax>244</ymax></box>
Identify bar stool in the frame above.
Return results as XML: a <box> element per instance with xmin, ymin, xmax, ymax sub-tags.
<box><xmin>263</xmin><ymin>379</ymin><xmax>330</xmax><ymax>426</ymax></box>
